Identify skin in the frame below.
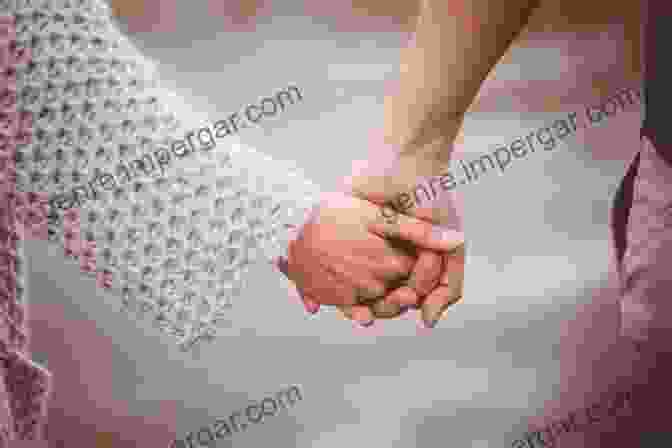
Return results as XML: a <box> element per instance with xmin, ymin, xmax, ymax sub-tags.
<box><xmin>347</xmin><ymin>0</ymin><xmax>543</xmax><ymax>202</ymax></box>
<box><xmin>279</xmin><ymin>203</ymin><xmax>466</xmax><ymax>327</ymax></box>
<box><xmin>112</xmin><ymin>0</ymin><xmax>541</xmax><ymax>328</ymax></box>
<box><xmin>283</xmin><ymin>192</ymin><xmax>433</xmax><ymax>307</ymax></box>
<box><xmin>284</xmin><ymin>0</ymin><xmax>540</xmax><ymax>327</ymax></box>
<box><xmin>341</xmin><ymin>0</ymin><xmax>540</xmax><ymax>325</ymax></box>
<box><xmin>364</xmin><ymin>214</ymin><xmax>466</xmax><ymax>326</ymax></box>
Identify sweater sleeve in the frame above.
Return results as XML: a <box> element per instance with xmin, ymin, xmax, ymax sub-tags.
<box><xmin>7</xmin><ymin>0</ymin><xmax>321</xmax><ymax>351</ymax></box>
<box><xmin>0</xmin><ymin>11</ymin><xmax>52</xmax><ymax>444</ymax></box>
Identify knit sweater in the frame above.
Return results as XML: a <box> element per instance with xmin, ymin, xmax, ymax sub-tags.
<box><xmin>9</xmin><ymin>0</ymin><xmax>321</xmax><ymax>351</ymax></box>
<box><xmin>0</xmin><ymin>7</ymin><xmax>51</xmax><ymax>446</ymax></box>
<box><xmin>0</xmin><ymin>0</ymin><xmax>322</xmax><ymax>443</ymax></box>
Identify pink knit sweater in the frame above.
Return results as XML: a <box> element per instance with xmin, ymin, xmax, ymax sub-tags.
<box><xmin>0</xmin><ymin>13</ymin><xmax>51</xmax><ymax>447</ymax></box>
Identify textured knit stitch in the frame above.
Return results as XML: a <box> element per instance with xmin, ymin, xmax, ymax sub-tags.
<box><xmin>6</xmin><ymin>0</ymin><xmax>321</xmax><ymax>351</ymax></box>
<box><xmin>0</xmin><ymin>12</ymin><xmax>51</xmax><ymax>446</ymax></box>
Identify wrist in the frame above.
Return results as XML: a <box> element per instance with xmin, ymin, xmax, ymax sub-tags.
<box><xmin>343</xmin><ymin>135</ymin><xmax>456</xmax><ymax>205</ymax></box>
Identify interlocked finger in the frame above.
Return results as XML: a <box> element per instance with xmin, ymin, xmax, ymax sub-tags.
<box><xmin>403</xmin><ymin>249</ymin><xmax>442</xmax><ymax>300</ymax></box>
<box><xmin>421</xmin><ymin>245</ymin><xmax>465</xmax><ymax>328</ymax></box>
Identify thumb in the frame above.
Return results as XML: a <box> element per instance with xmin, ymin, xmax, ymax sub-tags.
<box><xmin>368</xmin><ymin>215</ymin><xmax>464</xmax><ymax>253</ymax></box>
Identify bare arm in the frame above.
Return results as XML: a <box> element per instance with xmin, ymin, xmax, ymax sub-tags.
<box><xmin>348</xmin><ymin>0</ymin><xmax>541</xmax><ymax>212</ymax></box>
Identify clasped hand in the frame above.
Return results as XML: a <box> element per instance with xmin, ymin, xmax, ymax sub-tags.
<box><xmin>277</xmin><ymin>192</ymin><xmax>465</xmax><ymax>328</ymax></box>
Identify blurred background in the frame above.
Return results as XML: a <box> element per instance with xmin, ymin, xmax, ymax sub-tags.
<box><xmin>23</xmin><ymin>0</ymin><xmax>643</xmax><ymax>446</ymax></box>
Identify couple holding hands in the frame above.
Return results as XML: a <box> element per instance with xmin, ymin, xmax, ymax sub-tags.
<box><xmin>276</xmin><ymin>0</ymin><xmax>542</xmax><ymax>328</ymax></box>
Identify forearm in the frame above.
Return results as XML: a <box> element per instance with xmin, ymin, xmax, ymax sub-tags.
<box><xmin>349</xmin><ymin>0</ymin><xmax>541</xmax><ymax>205</ymax></box>
<box><xmin>13</xmin><ymin>0</ymin><xmax>322</xmax><ymax>350</ymax></box>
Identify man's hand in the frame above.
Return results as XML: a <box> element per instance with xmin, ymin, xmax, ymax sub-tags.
<box><xmin>339</xmin><ymin>217</ymin><xmax>465</xmax><ymax>328</ymax></box>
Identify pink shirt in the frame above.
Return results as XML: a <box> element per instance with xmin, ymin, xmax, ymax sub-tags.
<box><xmin>616</xmin><ymin>0</ymin><xmax>672</xmax><ymax>354</ymax></box>
<box><xmin>619</xmin><ymin>135</ymin><xmax>672</xmax><ymax>347</ymax></box>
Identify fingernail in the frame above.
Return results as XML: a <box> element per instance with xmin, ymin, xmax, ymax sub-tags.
<box><xmin>302</xmin><ymin>298</ymin><xmax>320</xmax><ymax>314</ymax></box>
<box><xmin>423</xmin><ymin>317</ymin><xmax>437</xmax><ymax>329</ymax></box>
<box><xmin>422</xmin><ymin>302</ymin><xmax>443</xmax><ymax>328</ymax></box>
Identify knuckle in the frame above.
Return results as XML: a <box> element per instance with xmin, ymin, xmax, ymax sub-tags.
<box><xmin>387</xmin><ymin>257</ymin><xmax>410</xmax><ymax>277</ymax></box>
<box><xmin>413</xmin><ymin>278</ymin><xmax>436</xmax><ymax>297</ymax></box>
